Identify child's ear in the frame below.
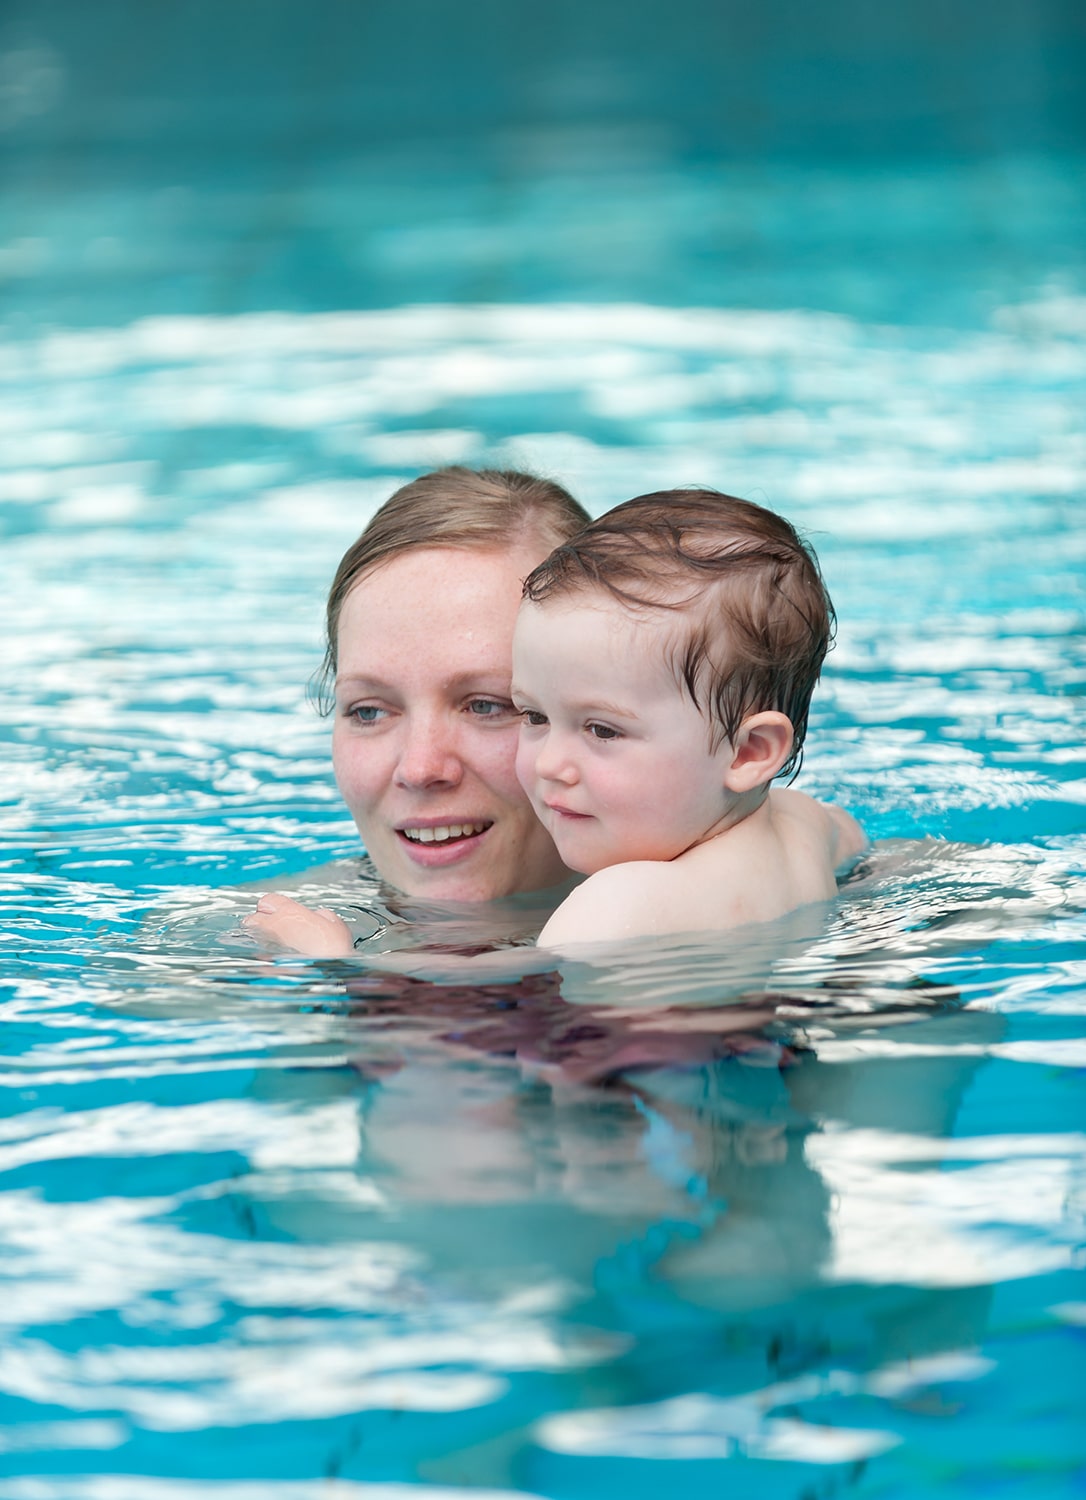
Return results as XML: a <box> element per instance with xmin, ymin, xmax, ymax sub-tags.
<box><xmin>722</xmin><ymin>712</ymin><xmax>795</xmax><ymax>792</ymax></box>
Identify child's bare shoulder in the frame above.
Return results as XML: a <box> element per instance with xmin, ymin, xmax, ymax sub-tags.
<box><xmin>538</xmin><ymin>797</ymin><xmax>867</xmax><ymax>951</ymax></box>
<box><xmin>537</xmin><ymin>860</ymin><xmax>686</xmax><ymax>949</ymax></box>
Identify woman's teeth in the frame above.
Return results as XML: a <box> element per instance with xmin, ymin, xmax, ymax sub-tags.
<box><xmin>402</xmin><ymin>822</ymin><xmax>489</xmax><ymax>844</ymax></box>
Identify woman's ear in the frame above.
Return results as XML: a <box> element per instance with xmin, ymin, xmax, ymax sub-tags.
<box><xmin>722</xmin><ymin>711</ymin><xmax>795</xmax><ymax>793</ymax></box>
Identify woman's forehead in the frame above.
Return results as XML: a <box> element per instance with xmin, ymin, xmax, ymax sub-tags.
<box><xmin>346</xmin><ymin>542</ymin><xmax>545</xmax><ymax>608</ymax></box>
<box><xmin>336</xmin><ymin>547</ymin><xmax>543</xmax><ymax>688</ymax></box>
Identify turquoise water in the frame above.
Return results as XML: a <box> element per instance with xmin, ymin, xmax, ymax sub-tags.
<box><xmin>3</xmin><ymin>144</ymin><xmax>1086</xmax><ymax>1497</ymax></box>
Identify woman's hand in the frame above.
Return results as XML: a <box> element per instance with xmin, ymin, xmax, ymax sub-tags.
<box><xmin>241</xmin><ymin>892</ymin><xmax>355</xmax><ymax>958</ymax></box>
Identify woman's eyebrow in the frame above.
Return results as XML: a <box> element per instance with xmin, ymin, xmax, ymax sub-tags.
<box><xmin>335</xmin><ymin>671</ymin><xmax>512</xmax><ymax>693</ymax></box>
<box><xmin>335</xmin><ymin>672</ymin><xmax>390</xmax><ymax>691</ymax></box>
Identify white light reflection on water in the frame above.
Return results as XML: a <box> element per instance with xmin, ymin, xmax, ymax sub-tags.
<box><xmin>0</xmin><ymin>1097</ymin><xmax>362</xmax><ymax>1173</ymax></box>
<box><xmin>538</xmin><ymin>1385</ymin><xmax>904</xmax><ymax>1462</ymax></box>
<box><xmin>809</xmin><ymin>1127</ymin><xmax>1086</xmax><ymax>1286</ymax></box>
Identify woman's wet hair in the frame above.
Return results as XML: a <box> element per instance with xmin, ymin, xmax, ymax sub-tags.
<box><xmin>315</xmin><ymin>466</ymin><xmax>590</xmax><ymax>711</ymax></box>
<box><xmin>522</xmin><ymin>488</ymin><xmax>835</xmax><ymax>778</ymax></box>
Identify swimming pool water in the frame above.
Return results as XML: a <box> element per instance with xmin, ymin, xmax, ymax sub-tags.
<box><xmin>2</xmin><ymin>141</ymin><xmax>1086</xmax><ymax>1498</ymax></box>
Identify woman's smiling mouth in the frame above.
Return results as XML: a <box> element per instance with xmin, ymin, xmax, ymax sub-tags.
<box><xmin>399</xmin><ymin>821</ymin><xmax>492</xmax><ymax>845</ymax></box>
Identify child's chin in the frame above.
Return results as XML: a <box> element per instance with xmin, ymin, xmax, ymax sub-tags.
<box><xmin>561</xmin><ymin>837</ymin><xmax>675</xmax><ymax>876</ymax></box>
<box><xmin>560</xmin><ymin>847</ymin><xmax>622</xmax><ymax>878</ymax></box>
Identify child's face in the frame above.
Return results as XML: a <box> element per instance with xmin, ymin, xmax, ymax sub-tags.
<box><xmin>512</xmin><ymin>595</ymin><xmax>735</xmax><ymax>875</ymax></box>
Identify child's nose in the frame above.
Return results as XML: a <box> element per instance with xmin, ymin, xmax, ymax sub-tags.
<box><xmin>534</xmin><ymin>731</ymin><xmax>577</xmax><ymax>784</ymax></box>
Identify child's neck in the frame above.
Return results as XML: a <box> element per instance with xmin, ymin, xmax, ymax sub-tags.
<box><xmin>728</xmin><ymin>784</ymin><xmax>772</xmax><ymax>830</ymax></box>
<box><xmin>684</xmin><ymin>784</ymin><xmax>771</xmax><ymax>857</ymax></box>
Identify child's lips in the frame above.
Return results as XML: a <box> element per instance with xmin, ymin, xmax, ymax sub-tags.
<box><xmin>543</xmin><ymin>801</ymin><xmax>593</xmax><ymax>821</ymax></box>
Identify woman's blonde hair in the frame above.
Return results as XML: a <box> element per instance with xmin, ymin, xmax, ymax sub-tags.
<box><xmin>315</xmin><ymin>467</ymin><xmax>590</xmax><ymax>710</ymax></box>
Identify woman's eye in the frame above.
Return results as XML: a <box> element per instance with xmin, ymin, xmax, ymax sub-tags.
<box><xmin>351</xmin><ymin>705</ymin><xmax>387</xmax><ymax>725</ymax></box>
<box><xmin>468</xmin><ymin>698</ymin><xmax>513</xmax><ymax>719</ymax></box>
<box><xmin>588</xmin><ymin>723</ymin><xmax>620</xmax><ymax>741</ymax></box>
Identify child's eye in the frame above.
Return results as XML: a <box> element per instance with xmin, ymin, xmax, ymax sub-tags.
<box><xmin>587</xmin><ymin>723</ymin><xmax>620</xmax><ymax>741</ymax></box>
<box><xmin>521</xmin><ymin>709</ymin><xmax>549</xmax><ymax>727</ymax></box>
<box><xmin>467</xmin><ymin>698</ymin><xmax>514</xmax><ymax>719</ymax></box>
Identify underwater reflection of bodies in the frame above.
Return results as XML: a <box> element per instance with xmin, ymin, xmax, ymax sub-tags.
<box><xmin>259</xmin><ymin>975</ymin><xmax>1008</xmax><ymax>1487</ymax></box>
<box><xmin>159</xmin><ymin>836</ymin><xmax>1078</xmax><ymax>1480</ymax></box>
<box><xmin>321</xmin><ymin>965</ymin><xmax>1006</xmax><ymax>1266</ymax></box>
<box><xmin>253</xmin><ymin>853</ymin><xmax>1025</xmax><ymax>1425</ymax></box>
<box><xmin>246</xmin><ymin>837</ymin><xmax>1059</xmax><ymax>1275</ymax></box>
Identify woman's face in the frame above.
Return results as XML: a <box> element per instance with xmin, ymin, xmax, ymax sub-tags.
<box><xmin>331</xmin><ymin>544</ymin><xmax>572</xmax><ymax>901</ymax></box>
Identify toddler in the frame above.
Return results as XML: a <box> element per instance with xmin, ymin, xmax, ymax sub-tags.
<box><xmin>510</xmin><ymin>488</ymin><xmax>864</xmax><ymax>947</ymax></box>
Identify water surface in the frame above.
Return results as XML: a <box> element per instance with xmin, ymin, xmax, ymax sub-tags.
<box><xmin>2</xmin><ymin>148</ymin><xmax>1085</xmax><ymax>1496</ymax></box>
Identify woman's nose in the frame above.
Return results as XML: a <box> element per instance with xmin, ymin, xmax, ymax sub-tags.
<box><xmin>394</xmin><ymin>718</ymin><xmax>463</xmax><ymax>789</ymax></box>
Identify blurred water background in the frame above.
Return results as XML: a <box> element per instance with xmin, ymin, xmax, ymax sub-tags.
<box><xmin>1</xmin><ymin>2</ymin><xmax>1085</xmax><ymax>1496</ymax></box>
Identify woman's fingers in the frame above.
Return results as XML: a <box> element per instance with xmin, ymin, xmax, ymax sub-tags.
<box><xmin>241</xmin><ymin>893</ymin><xmax>355</xmax><ymax>958</ymax></box>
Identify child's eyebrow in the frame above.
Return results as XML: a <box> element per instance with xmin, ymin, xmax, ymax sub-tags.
<box><xmin>571</xmin><ymin>698</ymin><xmax>641</xmax><ymax>721</ymax></box>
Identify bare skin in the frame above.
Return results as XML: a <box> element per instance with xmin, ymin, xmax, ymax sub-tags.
<box><xmin>512</xmin><ymin>594</ymin><xmax>866</xmax><ymax>950</ymax></box>
<box><xmin>245</xmin><ymin>554</ymin><xmax>864</xmax><ymax>959</ymax></box>
<box><xmin>244</xmin><ymin>543</ymin><xmax>572</xmax><ymax>956</ymax></box>
<box><xmin>245</xmin><ymin>892</ymin><xmax>355</xmax><ymax>958</ymax></box>
<box><xmin>245</xmin><ymin>785</ymin><xmax>862</xmax><ymax>960</ymax></box>
<box><xmin>537</xmin><ymin>788</ymin><xmax>864</xmax><ymax>948</ymax></box>
<box><xmin>328</xmin><ymin>546</ymin><xmax>571</xmax><ymax>902</ymax></box>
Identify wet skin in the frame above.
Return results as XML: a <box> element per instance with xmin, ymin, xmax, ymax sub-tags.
<box><xmin>512</xmin><ymin>595</ymin><xmax>740</xmax><ymax>874</ymax></box>
<box><xmin>332</xmin><ymin>545</ymin><xmax>573</xmax><ymax>902</ymax></box>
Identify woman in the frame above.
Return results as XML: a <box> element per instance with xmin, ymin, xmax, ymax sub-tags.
<box><xmin>247</xmin><ymin>466</ymin><xmax>590</xmax><ymax>952</ymax></box>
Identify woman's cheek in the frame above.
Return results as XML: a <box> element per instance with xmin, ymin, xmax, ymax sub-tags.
<box><xmin>331</xmin><ymin>730</ymin><xmax>385</xmax><ymax>812</ymax></box>
<box><xmin>473</xmin><ymin>721</ymin><xmax>527</xmax><ymax>800</ymax></box>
